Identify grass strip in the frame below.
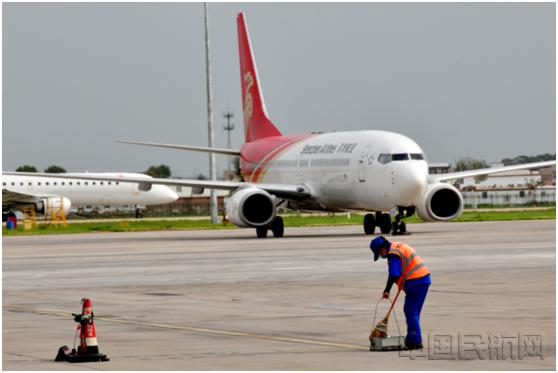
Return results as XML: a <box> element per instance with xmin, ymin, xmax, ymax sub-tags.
<box><xmin>3</xmin><ymin>208</ymin><xmax>555</xmax><ymax>236</ymax></box>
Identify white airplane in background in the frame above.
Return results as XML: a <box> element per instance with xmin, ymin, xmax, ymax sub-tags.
<box><xmin>6</xmin><ymin>13</ymin><xmax>555</xmax><ymax>237</ymax></box>
<box><xmin>2</xmin><ymin>172</ymin><xmax>178</xmax><ymax>221</ymax></box>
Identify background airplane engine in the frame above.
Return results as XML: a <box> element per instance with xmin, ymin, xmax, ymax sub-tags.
<box><xmin>415</xmin><ymin>183</ymin><xmax>463</xmax><ymax>222</ymax></box>
<box><xmin>37</xmin><ymin>197</ymin><xmax>72</xmax><ymax>216</ymax></box>
<box><xmin>225</xmin><ymin>187</ymin><xmax>276</xmax><ymax>227</ymax></box>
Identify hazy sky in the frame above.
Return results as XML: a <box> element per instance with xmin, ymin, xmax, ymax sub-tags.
<box><xmin>3</xmin><ymin>2</ymin><xmax>555</xmax><ymax>177</ymax></box>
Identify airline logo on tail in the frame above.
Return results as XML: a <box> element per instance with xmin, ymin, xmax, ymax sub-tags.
<box><xmin>243</xmin><ymin>71</ymin><xmax>254</xmax><ymax>131</ymax></box>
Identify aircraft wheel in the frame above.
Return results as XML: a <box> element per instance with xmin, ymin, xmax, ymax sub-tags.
<box><xmin>271</xmin><ymin>216</ymin><xmax>284</xmax><ymax>238</ymax></box>
<box><xmin>378</xmin><ymin>213</ymin><xmax>391</xmax><ymax>234</ymax></box>
<box><xmin>399</xmin><ymin>221</ymin><xmax>406</xmax><ymax>233</ymax></box>
<box><xmin>363</xmin><ymin>214</ymin><xmax>376</xmax><ymax>235</ymax></box>
<box><xmin>391</xmin><ymin>221</ymin><xmax>399</xmax><ymax>235</ymax></box>
<box><xmin>256</xmin><ymin>226</ymin><xmax>268</xmax><ymax>238</ymax></box>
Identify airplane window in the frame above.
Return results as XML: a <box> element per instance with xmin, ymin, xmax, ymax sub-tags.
<box><xmin>38</xmin><ymin>182</ymin><xmax>41</xmax><ymax>186</ymax></box>
<box><xmin>100</xmin><ymin>182</ymin><xmax>104</xmax><ymax>185</ymax></box>
<box><xmin>77</xmin><ymin>182</ymin><xmax>80</xmax><ymax>185</ymax></box>
<box><xmin>11</xmin><ymin>182</ymin><xmax>15</xmax><ymax>186</ymax></box>
<box><xmin>54</xmin><ymin>182</ymin><xmax>57</xmax><ymax>186</ymax></box>
<box><xmin>392</xmin><ymin>153</ymin><xmax>409</xmax><ymax>161</ymax></box>
<box><xmin>378</xmin><ymin>154</ymin><xmax>391</xmax><ymax>164</ymax></box>
<box><xmin>116</xmin><ymin>182</ymin><xmax>119</xmax><ymax>185</ymax></box>
<box><xmin>108</xmin><ymin>182</ymin><xmax>111</xmax><ymax>185</ymax></box>
<box><xmin>410</xmin><ymin>153</ymin><xmax>424</xmax><ymax>160</ymax></box>
<box><xmin>69</xmin><ymin>182</ymin><xmax>73</xmax><ymax>186</ymax></box>
<box><xmin>2</xmin><ymin>182</ymin><xmax>5</xmax><ymax>186</ymax></box>
<box><xmin>85</xmin><ymin>182</ymin><xmax>88</xmax><ymax>185</ymax></box>
<box><xmin>46</xmin><ymin>182</ymin><xmax>50</xmax><ymax>186</ymax></box>
<box><xmin>92</xmin><ymin>182</ymin><xmax>96</xmax><ymax>185</ymax></box>
<box><xmin>20</xmin><ymin>182</ymin><xmax>23</xmax><ymax>186</ymax></box>
<box><xmin>28</xmin><ymin>182</ymin><xmax>32</xmax><ymax>186</ymax></box>
<box><xmin>62</xmin><ymin>182</ymin><xmax>65</xmax><ymax>186</ymax></box>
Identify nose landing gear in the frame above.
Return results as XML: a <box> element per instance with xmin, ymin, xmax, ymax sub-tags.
<box><xmin>363</xmin><ymin>207</ymin><xmax>415</xmax><ymax>236</ymax></box>
<box><xmin>391</xmin><ymin>206</ymin><xmax>414</xmax><ymax>236</ymax></box>
<box><xmin>363</xmin><ymin>212</ymin><xmax>391</xmax><ymax>235</ymax></box>
<box><xmin>376</xmin><ymin>212</ymin><xmax>392</xmax><ymax>234</ymax></box>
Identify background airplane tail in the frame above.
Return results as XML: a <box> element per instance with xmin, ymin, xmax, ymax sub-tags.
<box><xmin>237</xmin><ymin>13</ymin><xmax>282</xmax><ymax>143</ymax></box>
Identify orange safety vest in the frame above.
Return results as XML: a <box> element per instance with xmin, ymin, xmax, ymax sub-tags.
<box><xmin>388</xmin><ymin>242</ymin><xmax>430</xmax><ymax>289</ymax></box>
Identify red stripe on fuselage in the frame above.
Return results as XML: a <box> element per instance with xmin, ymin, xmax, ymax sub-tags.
<box><xmin>240</xmin><ymin>134</ymin><xmax>313</xmax><ymax>182</ymax></box>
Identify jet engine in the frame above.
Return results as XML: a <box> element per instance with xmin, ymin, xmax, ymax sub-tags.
<box><xmin>225</xmin><ymin>187</ymin><xmax>276</xmax><ymax>227</ymax></box>
<box><xmin>37</xmin><ymin>197</ymin><xmax>72</xmax><ymax>216</ymax></box>
<box><xmin>415</xmin><ymin>183</ymin><xmax>463</xmax><ymax>222</ymax></box>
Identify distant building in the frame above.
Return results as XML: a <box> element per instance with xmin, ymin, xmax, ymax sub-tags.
<box><xmin>146</xmin><ymin>184</ymin><xmax>230</xmax><ymax>216</ymax></box>
<box><xmin>539</xmin><ymin>166</ymin><xmax>556</xmax><ymax>186</ymax></box>
<box><xmin>462</xmin><ymin>187</ymin><xmax>555</xmax><ymax>207</ymax></box>
<box><xmin>429</xmin><ymin>162</ymin><xmax>451</xmax><ymax>174</ymax></box>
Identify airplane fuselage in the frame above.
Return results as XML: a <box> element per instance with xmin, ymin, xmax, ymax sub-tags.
<box><xmin>2</xmin><ymin>172</ymin><xmax>178</xmax><ymax>206</ymax></box>
<box><xmin>240</xmin><ymin>130</ymin><xmax>428</xmax><ymax>211</ymax></box>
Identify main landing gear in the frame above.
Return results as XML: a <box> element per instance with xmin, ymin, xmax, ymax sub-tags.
<box><xmin>256</xmin><ymin>216</ymin><xmax>284</xmax><ymax>238</ymax></box>
<box><xmin>363</xmin><ymin>207</ymin><xmax>415</xmax><ymax>236</ymax></box>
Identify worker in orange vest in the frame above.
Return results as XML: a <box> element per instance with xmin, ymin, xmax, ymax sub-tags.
<box><xmin>370</xmin><ymin>236</ymin><xmax>431</xmax><ymax>350</ymax></box>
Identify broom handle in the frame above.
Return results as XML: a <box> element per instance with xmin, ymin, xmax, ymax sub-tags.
<box><xmin>385</xmin><ymin>288</ymin><xmax>402</xmax><ymax>319</ymax></box>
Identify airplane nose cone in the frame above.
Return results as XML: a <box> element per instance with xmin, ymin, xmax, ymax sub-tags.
<box><xmin>397</xmin><ymin>165</ymin><xmax>427</xmax><ymax>205</ymax></box>
<box><xmin>163</xmin><ymin>186</ymin><xmax>179</xmax><ymax>203</ymax></box>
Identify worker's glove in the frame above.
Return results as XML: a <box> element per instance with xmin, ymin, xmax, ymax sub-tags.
<box><xmin>382</xmin><ymin>291</ymin><xmax>390</xmax><ymax>299</ymax></box>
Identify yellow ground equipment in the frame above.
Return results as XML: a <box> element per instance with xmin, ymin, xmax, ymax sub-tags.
<box><xmin>47</xmin><ymin>198</ymin><xmax>67</xmax><ymax>227</ymax></box>
<box><xmin>22</xmin><ymin>207</ymin><xmax>37</xmax><ymax>230</ymax></box>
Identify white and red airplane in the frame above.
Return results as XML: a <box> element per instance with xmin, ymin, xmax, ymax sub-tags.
<box><xmin>5</xmin><ymin>13</ymin><xmax>554</xmax><ymax>237</ymax></box>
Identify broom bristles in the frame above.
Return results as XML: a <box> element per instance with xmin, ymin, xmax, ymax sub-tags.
<box><xmin>369</xmin><ymin>317</ymin><xmax>389</xmax><ymax>340</ymax></box>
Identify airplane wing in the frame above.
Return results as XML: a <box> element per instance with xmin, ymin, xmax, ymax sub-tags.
<box><xmin>2</xmin><ymin>188</ymin><xmax>59</xmax><ymax>207</ymax></box>
<box><xmin>2</xmin><ymin>172</ymin><xmax>311</xmax><ymax>201</ymax></box>
<box><xmin>430</xmin><ymin>160</ymin><xmax>556</xmax><ymax>182</ymax></box>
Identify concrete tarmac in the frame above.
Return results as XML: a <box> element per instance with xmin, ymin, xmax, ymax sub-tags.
<box><xmin>2</xmin><ymin>220</ymin><xmax>555</xmax><ymax>370</ymax></box>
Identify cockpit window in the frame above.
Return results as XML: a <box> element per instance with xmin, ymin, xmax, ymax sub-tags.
<box><xmin>379</xmin><ymin>153</ymin><xmax>424</xmax><ymax>164</ymax></box>
<box><xmin>391</xmin><ymin>153</ymin><xmax>409</xmax><ymax>161</ymax></box>
<box><xmin>378</xmin><ymin>154</ymin><xmax>391</xmax><ymax>164</ymax></box>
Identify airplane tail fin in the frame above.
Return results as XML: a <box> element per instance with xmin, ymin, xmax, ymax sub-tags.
<box><xmin>237</xmin><ymin>13</ymin><xmax>282</xmax><ymax>143</ymax></box>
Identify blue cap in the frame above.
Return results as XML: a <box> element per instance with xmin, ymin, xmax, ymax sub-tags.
<box><xmin>370</xmin><ymin>236</ymin><xmax>389</xmax><ymax>261</ymax></box>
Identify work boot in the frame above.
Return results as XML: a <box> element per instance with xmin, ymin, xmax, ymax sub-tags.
<box><xmin>405</xmin><ymin>341</ymin><xmax>423</xmax><ymax>350</ymax></box>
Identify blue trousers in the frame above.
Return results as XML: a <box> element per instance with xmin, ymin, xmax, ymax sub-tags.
<box><xmin>403</xmin><ymin>282</ymin><xmax>430</xmax><ymax>345</ymax></box>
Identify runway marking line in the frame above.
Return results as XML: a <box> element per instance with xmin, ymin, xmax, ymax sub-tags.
<box><xmin>4</xmin><ymin>305</ymin><xmax>369</xmax><ymax>351</ymax></box>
